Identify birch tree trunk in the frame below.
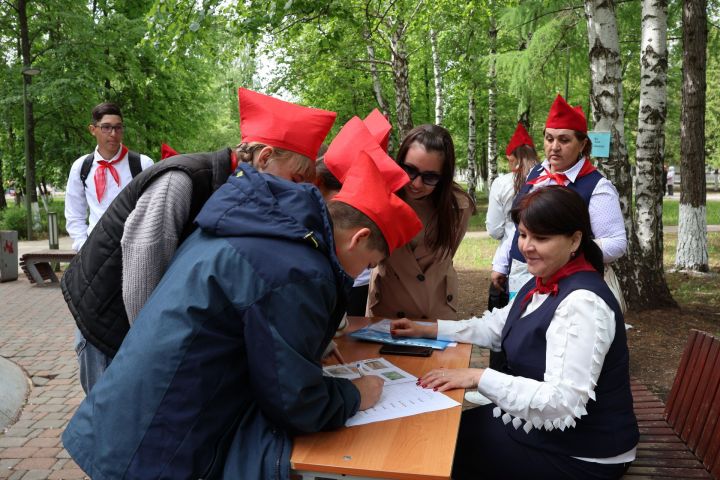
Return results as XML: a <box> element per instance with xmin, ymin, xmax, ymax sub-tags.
<box><xmin>633</xmin><ymin>0</ymin><xmax>676</xmax><ymax>307</ymax></box>
<box><xmin>676</xmin><ymin>0</ymin><xmax>709</xmax><ymax>271</ymax></box>
<box><xmin>486</xmin><ymin>17</ymin><xmax>498</xmax><ymax>191</ymax></box>
<box><xmin>363</xmin><ymin>27</ymin><xmax>389</xmax><ymax>117</ymax></box>
<box><xmin>430</xmin><ymin>28</ymin><xmax>444</xmax><ymax>125</ymax></box>
<box><xmin>467</xmin><ymin>89</ymin><xmax>478</xmax><ymax>200</ymax></box>
<box><xmin>585</xmin><ymin>0</ymin><xmax>642</xmax><ymax>309</ymax></box>
<box><xmin>390</xmin><ymin>19</ymin><xmax>414</xmax><ymax>139</ymax></box>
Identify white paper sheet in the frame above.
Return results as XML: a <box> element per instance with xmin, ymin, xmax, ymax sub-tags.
<box><xmin>324</xmin><ymin>357</ymin><xmax>461</xmax><ymax>427</ymax></box>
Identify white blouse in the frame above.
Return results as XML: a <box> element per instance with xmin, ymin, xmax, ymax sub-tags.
<box><xmin>491</xmin><ymin>158</ymin><xmax>627</xmax><ymax>276</ymax></box>
<box><xmin>485</xmin><ymin>172</ymin><xmax>515</xmax><ymax>241</ymax></box>
<box><xmin>437</xmin><ymin>289</ymin><xmax>636</xmax><ymax>463</ymax></box>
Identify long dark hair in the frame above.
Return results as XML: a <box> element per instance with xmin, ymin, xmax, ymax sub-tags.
<box><xmin>511</xmin><ymin>185</ymin><xmax>604</xmax><ymax>274</ymax></box>
<box><xmin>397</xmin><ymin>125</ymin><xmax>474</xmax><ymax>258</ymax></box>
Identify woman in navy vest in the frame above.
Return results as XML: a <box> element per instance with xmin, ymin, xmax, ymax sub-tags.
<box><xmin>491</xmin><ymin>95</ymin><xmax>626</xmax><ymax>307</ymax></box>
<box><xmin>391</xmin><ymin>186</ymin><xmax>638</xmax><ymax>479</ymax></box>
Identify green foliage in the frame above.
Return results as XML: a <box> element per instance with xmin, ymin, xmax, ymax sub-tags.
<box><xmin>0</xmin><ymin>199</ymin><xmax>67</xmax><ymax>241</ymax></box>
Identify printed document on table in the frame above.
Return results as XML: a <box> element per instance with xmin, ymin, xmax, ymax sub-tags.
<box><xmin>323</xmin><ymin>357</ymin><xmax>461</xmax><ymax>427</ymax></box>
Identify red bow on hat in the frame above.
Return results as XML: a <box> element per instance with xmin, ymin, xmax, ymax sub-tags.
<box><xmin>94</xmin><ymin>145</ymin><xmax>127</xmax><ymax>202</ymax></box>
<box><xmin>161</xmin><ymin>143</ymin><xmax>179</xmax><ymax>160</ymax></box>
<box><xmin>332</xmin><ymin>152</ymin><xmax>421</xmax><ymax>254</ymax></box>
<box><xmin>325</xmin><ymin>116</ymin><xmax>408</xmax><ymax>192</ymax></box>
<box><xmin>237</xmin><ymin>87</ymin><xmax>336</xmax><ymax>161</ymax></box>
<box><xmin>505</xmin><ymin>123</ymin><xmax>535</xmax><ymax>157</ymax></box>
<box><xmin>545</xmin><ymin>94</ymin><xmax>587</xmax><ymax>133</ymax></box>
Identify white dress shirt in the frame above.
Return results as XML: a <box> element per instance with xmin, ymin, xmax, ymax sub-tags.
<box><xmin>65</xmin><ymin>145</ymin><xmax>154</xmax><ymax>251</ymax></box>
<box><xmin>437</xmin><ymin>289</ymin><xmax>636</xmax><ymax>464</ymax></box>
<box><xmin>485</xmin><ymin>172</ymin><xmax>516</xmax><ymax>241</ymax></box>
<box><xmin>491</xmin><ymin>158</ymin><xmax>627</xmax><ymax>294</ymax></box>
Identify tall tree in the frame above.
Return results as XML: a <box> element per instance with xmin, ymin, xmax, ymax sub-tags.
<box><xmin>676</xmin><ymin>0</ymin><xmax>709</xmax><ymax>271</ymax></box>
<box><xmin>634</xmin><ymin>0</ymin><xmax>676</xmax><ymax>307</ymax></box>
<box><xmin>429</xmin><ymin>27</ymin><xmax>443</xmax><ymax>125</ymax></box>
<box><xmin>584</xmin><ymin>0</ymin><xmax>641</xmax><ymax>308</ymax></box>
<box><xmin>486</xmin><ymin>13</ymin><xmax>498</xmax><ymax>190</ymax></box>
<box><xmin>467</xmin><ymin>88</ymin><xmax>478</xmax><ymax>199</ymax></box>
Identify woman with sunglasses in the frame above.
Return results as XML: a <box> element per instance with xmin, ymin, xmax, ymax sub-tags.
<box><xmin>367</xmin><ymin>124</ymin><xmax>474</xmax><ymax>320</ymax></box>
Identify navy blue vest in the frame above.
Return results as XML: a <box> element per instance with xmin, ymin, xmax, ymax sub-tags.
<box><xmin>499</xmin><ymin>271</ymin><xmax>639</xmax><ymax>457</ymax></box>
<box><xmin>509</xmin><ymin>164</ymin><xmax>603</xmax><ymax>262</ymax></box>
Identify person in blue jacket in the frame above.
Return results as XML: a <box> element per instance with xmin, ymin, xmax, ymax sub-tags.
<box><xmin>62</xmin><ymin>151</ymin><xmax>422</xmax><ymax>479</ymax></box>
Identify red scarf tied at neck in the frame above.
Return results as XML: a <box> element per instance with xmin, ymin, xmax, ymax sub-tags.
<box><xmin>521</xmin><ymin>253</ymin><xmax>597</xmax><ymax>309</ymax></box>
<box><xmin>528</xmin><ymin>158</ymin><xmax>597</xmax><ymax>186</ymax></box>
<box><xmin>95</xmin><ymin>145</ymin><xmax>128</xmax><ymax>201</ymax></box>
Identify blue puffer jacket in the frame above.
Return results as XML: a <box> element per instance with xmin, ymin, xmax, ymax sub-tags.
<box><xmin>62</xmin><ymin>163</ymin><xmax>360</xmax><ymax>480</ymax></box>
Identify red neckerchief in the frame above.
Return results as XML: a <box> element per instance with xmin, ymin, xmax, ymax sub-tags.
<box><xmin>528</xmin><ymin>158</ymin><xmax>597</xmax><ymax>186</ymax></box>
<box><xmin>521</xmin><ymin>253</ymin><xmax>597</xmax><ymax>309</ymax></box>
<box><xmin>94</xmin><ymin>145</ymin><xmax>128</xmax><ymax>201</ymax></box>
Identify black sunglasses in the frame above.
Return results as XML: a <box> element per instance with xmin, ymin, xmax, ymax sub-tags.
<box><xmin>400</xmin><ymin>163</ymin><xmax>442</xmax><ymax>186</ymax></box>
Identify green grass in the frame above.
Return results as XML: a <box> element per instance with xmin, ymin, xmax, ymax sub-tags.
<box><xmin>466</xmin><ymin>197</ymin><xmax>720</xmax><ymax>232</ymax></box>
<box><xmin>662</xmin><ymin>199</ymin><xmax>720</xmax><ymax>226</ymax></box>
<box><xmin>454</xmin><ymin>237</ymin><xmax>498</xmax><ymax>270</ymax></box>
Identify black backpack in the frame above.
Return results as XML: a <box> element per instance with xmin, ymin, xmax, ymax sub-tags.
<box><xmin>80</xmin><ymin>150</ymin><xmax>142</xmax><ymax>189</ymax></box>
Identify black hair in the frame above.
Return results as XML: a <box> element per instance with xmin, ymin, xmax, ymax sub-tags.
<box><xmin>511</xmin><ymin>185</ymin><xmax>604</xmax><ymax>274</ymax></box>
<box><xmin>91</xmin><ymin>102</ymin><xmax>123</xmax><ymax>124</ymax></box>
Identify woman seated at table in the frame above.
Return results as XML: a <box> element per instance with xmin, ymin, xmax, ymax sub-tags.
<box><xmin>391</xmin><ymin>186</ymin><xmax>638</xmax><ymax>480</ymax></box>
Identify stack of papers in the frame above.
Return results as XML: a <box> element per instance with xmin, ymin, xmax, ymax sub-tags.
<box><xmin>349</xmin><ymin>319</ymin><xmax>456</xmax><ymax>350</ymax></box>
<box><xmin>324</xmin><ymin>357</ymin><xmax>460</xmax><ymax>426</ymax></box>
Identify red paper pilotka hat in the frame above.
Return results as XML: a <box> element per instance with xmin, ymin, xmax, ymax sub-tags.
<box><xmin>363</xmin><ymin>109</ymin><xmax>391</xmax><ymax>152</ymax></box>
<box><xmin>324</xmin><ymin>116</ymin><xmax>409</xmax><ymax>192</ymax></box>
<box><xmin>332</xmin><ymin>152</ymin><xmax>422</xmax><ymax>254</ymax></box>
<box><xmin>545</xmin><ymin>94</ymin><xmax>588</xmax><ymax>133</ymax></box>
<box><xmin>505</xmin><ymin>123</ymin><xmax>535</xmax><ymax>156</ymax></box>
<box><xmin>237</xmin><ymin>88</ymin><xmax>337</xmax><ymax>160</ymax></box>
<box><xmin>160</xmin><ymin>143</ymin><xmax>179</xmax><ymax>160</ymax></box>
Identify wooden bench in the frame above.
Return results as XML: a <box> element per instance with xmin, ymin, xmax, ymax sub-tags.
<box><xmin>623</xmin><ymin>329</ymin><xmax>720</xmax><ymax>479</ymax></box>
<box><xmin>19</xmin><ymin>249</ymin><xmax>76</xmax><ymax>286</ymax></box>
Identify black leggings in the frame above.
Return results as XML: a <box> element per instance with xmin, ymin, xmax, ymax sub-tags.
<box><xmin>452</xmin><ymin>405</ymin><xmax>631</xmax><ymax>480</ymax></box>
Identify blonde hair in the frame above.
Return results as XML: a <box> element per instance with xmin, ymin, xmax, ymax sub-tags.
<box><xmin>235</xmin><ymin>142</ymin><xmax>316</xmax><ymax>183</ymax></box>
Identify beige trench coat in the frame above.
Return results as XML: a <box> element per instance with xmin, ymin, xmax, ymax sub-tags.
<box><xmin>367</xmin><ymin>190</ymin><xmax>473</xmax><ymax>320</ymax></box>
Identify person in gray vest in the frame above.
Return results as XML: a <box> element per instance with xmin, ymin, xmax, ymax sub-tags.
<box><xmin>62</xmin><ymin>88</ymin><xmax>336</xmax><ymax>394</ymax></box>
<box><xmin>64</xmin><ymin>102</ymin><xmax>154</xmax><ymax>252</ymax></box>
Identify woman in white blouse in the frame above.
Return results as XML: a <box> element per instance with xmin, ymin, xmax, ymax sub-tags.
<box><xmin>391</xmin><ymin>186</ymin><xmax>638</xmax><ymax>479</ymax></box>
<box><xmin>491</xmin><ymin>95</ymin><xmax>626</xmax><ymax>310</ymax></box>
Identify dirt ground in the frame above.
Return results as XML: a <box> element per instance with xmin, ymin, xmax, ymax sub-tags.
<box><xmin>455</xmin><ymin>268</ymin><xmax>720</xmax><ymax>401</ymax></box>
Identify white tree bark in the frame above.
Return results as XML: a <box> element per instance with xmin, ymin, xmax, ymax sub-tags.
<box><xmin>676</xmin><ymin>205</ymin><xmax>708</xmax><ymax>269</ymax></box>
<box><xmin>486</xmin><ymin>17</ymin><xmax>498</xmax><ymax>190</ymax></box>
<box><xmin>363</xmin><ymin>27</ymin><xmax>389</xmax><ymax>117</ymax></box>
<box><xmin>430</xmin><ymin>27</ymin><xmax>443</xmax><ymax>125</ymax></box>
<box><xmin>467</xmin><ymin>89</ymin><xmax>478</xmax><ymax>199</ymax></box>
<box><xmin>390</xmin><ymin>19</ymin><xmax>413</xmax><ymax>139</ymax></box>
<box><xmin>631</xmin><ymin>0</ymin><xmax>675</xmax><ymax>307</ymax></box>
<box><xmin>676</xmin><ymin>0</ymin><xmax>709</xmax><ymax>271</ymax></box>
<box><xmin>585</xmin><ymin>0</ymin><xmax>641</xmax><ymax>308</ymax></box>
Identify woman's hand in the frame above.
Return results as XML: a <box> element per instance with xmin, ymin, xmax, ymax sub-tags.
<box><xmin>390</xmin><ymin>318</ymin><xmax>437</xmax><ymax>338</ymax></box>
<box><xmin>352</xmin><ymin>375</ymin><xmax>385</xmax><ymax>410</ymax></box>
<box><xmin>490</xmin><ymin>271</ymin><xmax>507</xmax><ymax>290</ymax></box>
<box><xmin>418</xmin><ymin>368</ymin><xmax>485</xmax><ymax>392</ymax></box>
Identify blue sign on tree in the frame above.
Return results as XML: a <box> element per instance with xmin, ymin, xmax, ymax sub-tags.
<box><xmin>588</xmin><ymin>132</ymin><xmax>611</xmax><ymax>158</ymax></box>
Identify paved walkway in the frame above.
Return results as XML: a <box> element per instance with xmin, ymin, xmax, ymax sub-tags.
<box><xmin>0</xmin><ymin>278</ymin><xmax>86</xmax><ymax>479</ymax></box>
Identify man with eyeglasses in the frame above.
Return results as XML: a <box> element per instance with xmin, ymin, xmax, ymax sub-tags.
<box><xmin>64</xmin><ymin>102</ymin><xmax>154</xmax><ymax>252</ymax></box>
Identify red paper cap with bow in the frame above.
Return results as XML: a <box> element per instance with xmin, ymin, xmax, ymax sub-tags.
<box><xmin>161</xmin><ymin>143</ymin><xmax>179</xmax><ymax>160</ymax></box>
<box><xmin>325</xmin><ymin>116</ymin><xmax>409</xmax><ymax>192</ymax></box>
<box><xmin>545</xmin><ymin>94</ymin><xmax>587</xmax><ymax>133</ymax></box>
<box><xmin>237</xmin><ymin>87</ymin><xmax>337</xmax><ymax>160</ymax></box>
<box><xmin>332</xmin><ymin>152</ymin><xmax>422</xmax><ymax>254</ymax></box>
<box><xmin>363</xmin><ymin>109</ymin><xmax>391</xmax><ymax>152</ymax></box>
<box><xmin>505</xmin><ymin>123</ymin><xmax>535</xmax><ymax>156</ymax></box>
